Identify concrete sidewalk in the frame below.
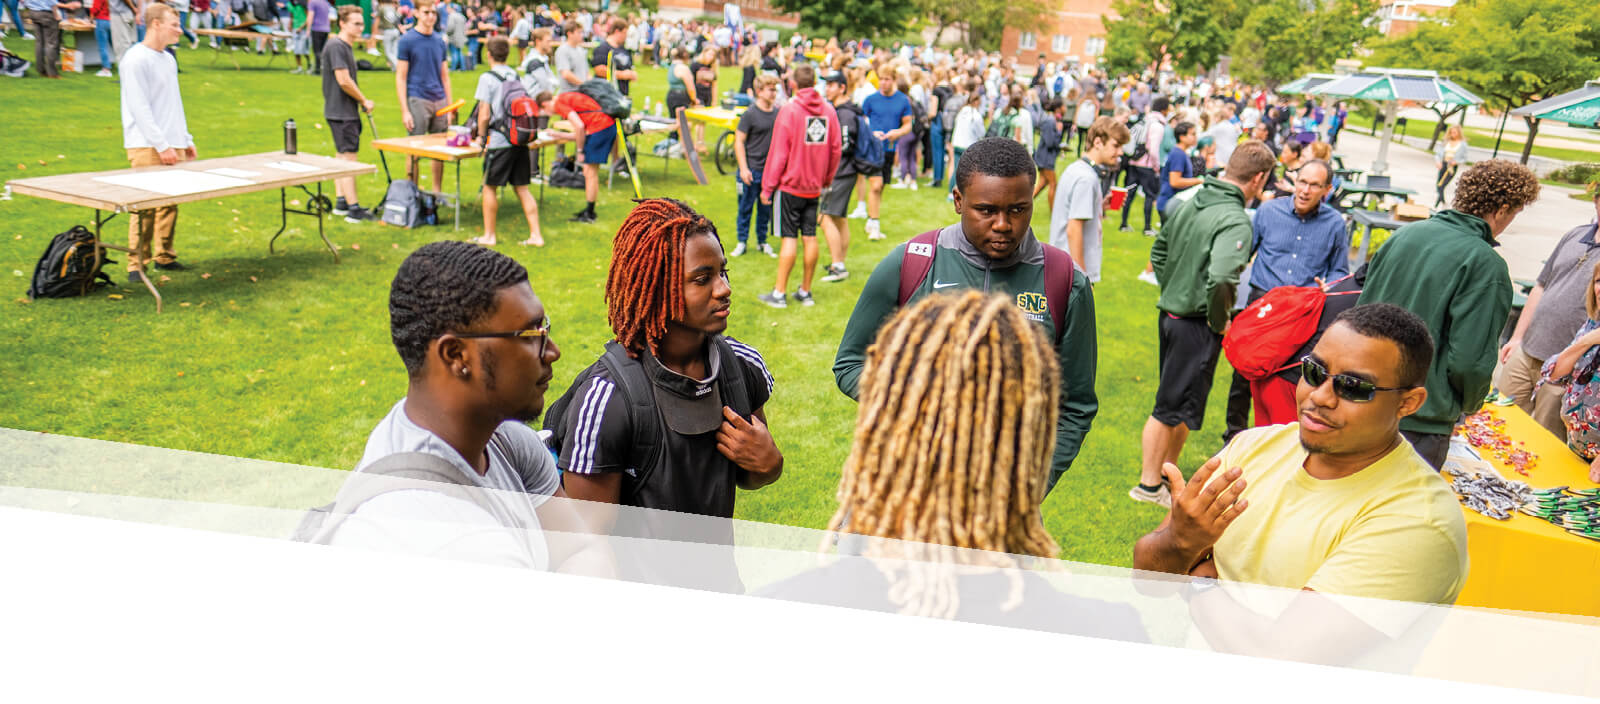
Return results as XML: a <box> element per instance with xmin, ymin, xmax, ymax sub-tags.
<box><xmin>1334</xmin><ymin>129</ymin><xmax>1596</xmax><ymax>281</ymax></box>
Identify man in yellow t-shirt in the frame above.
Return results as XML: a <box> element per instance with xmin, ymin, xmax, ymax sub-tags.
<box><xmin>1133</xmin><ymin>303</ymin><xmax>1468</xmax><ymax>658</ymax></box>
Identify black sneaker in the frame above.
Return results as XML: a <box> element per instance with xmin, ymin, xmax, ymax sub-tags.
<box><xmin>152</xmin><ymin>260</ymin><xmax>187</xmax><ymax>271</ymax></box>
<box><xmin>1117</xmin><ymin>224</ymin><xmax>1132</xmax><ymax>233</ymax></box>
<box><xmin>344</xmin><ymin>205</ymin><xmax>375</xmax><ymax>223</ymax></box>
<box><xmin>332</xmin><ymin>197</ymin><xmax>349</xmax><ymax>216</ymax></box>
<box><xmin>569</xmin><ymin>211</ymin><xmax>597</xmax><ymax>224</ymax></box>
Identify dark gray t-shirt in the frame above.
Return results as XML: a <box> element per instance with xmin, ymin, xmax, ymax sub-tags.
<box><xmin>1525</xmin><ymin>222</ymin><xmax>1600</xmax><ymax>360</ymax></box>
<box><xmin>735</xmin><ymin>105</ymin><xmax>777</xmax><ymax>173</ymax></box>
<box><xmin>321</xmin><ymin>35</ymin><xmax>360</xmax><ymax>121</ymax></box>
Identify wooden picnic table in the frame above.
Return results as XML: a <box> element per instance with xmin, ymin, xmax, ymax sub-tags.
<box><xmin>193</xmin><ymin>28</ymin><xmax>292</xmax><ymax>70</ymax></box>
<box><xmin>8</xmin><ymin>151</ymin><xmax>373</xmax><ymax>312</ymax></box>
<box><xmin>1338</xmin><ymin>182</ymin><xmax>1417</xmax><ymax>211</ymax></box>
<box><xmin>1344</xmin><ymin>208</ymin><xmax>1407</xmax><ymax>262</ymax></box>
<box><xmin>59</xmin><ymin>19</ymin><xmax>101</xmax><ymax>68</ymax></box>
<box><xmin>370</xmin><ymin>129</ymin><xmax>571</xmax><ymax>230</ymax></box>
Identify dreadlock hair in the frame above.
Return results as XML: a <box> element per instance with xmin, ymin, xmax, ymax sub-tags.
<box><xmin>606</xmin><ymin>198</ymin><xmax>719</xmax><ymax>356</ymax></box>
<box><xmin>828</xmin><ymin>291</ymin><xmax>1061</xmax><ymax>617</ymax></box>
<box><xmin>389</xmin><ymin>241</ymin><xmax>529</xmax><ymax>377</ymax></box>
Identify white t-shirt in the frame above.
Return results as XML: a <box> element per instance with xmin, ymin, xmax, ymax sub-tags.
<box><xmin>328</xmin><ymin>399</ymin><xmax>559</xmax><ymax>569</ymax></box>
<box><xmin>1012</xmin><ymin>107</ymin><xmax>1034</xmax><ymax>150</ymax></box>
<box><xmin>952</xmin><ymin>105</ymin><xmax>984</xmax><ymax>149</ymax></box>
<box><xmin>510</xmin><ymin>18</ymin><xmax>532</xmax><ymax>41</ymax></box>
<box><xmin>851</xmin><ymin>83</ymin><xmax>877</xmax><ymax>108</ymax></box>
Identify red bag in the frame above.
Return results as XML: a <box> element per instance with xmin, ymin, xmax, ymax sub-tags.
<box><xmin>1223</xmin><ymin>286</ymin><xmax>1326</xmax><ymax>380</ymax></box>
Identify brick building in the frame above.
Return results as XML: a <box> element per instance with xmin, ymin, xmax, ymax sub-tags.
<box><xmin>656</xmin><ymin>0</ymin><xmax>800</xmax><ymax>28</ymax></box>
<box><xmin>999</xmin><ymin>0</ymin><xmax>1114</xmax><ymax>70</ymax></box>
<box><xmin>1375</xmin><ymin>0</ymin><xmax>1455</xmax><ymax>37</ymax></box>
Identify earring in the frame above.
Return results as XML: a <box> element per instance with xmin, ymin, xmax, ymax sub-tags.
<box><xmin>458</xmin><ymin>367</ymin><xmax>469</xmax><ymax>377</ymax></box>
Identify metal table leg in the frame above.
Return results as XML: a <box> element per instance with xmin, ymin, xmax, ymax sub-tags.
<box><xmin>270</xmin><ymin>185</ymin><xmax>340</xmax><ymax>262</ymax></box>
<box><xmin>455</xmin><ymin>160</ymin><xmax>461</xmax><ymax>231</ymax></box>
<box><xmin>95</xmin><ymin>208</ymin><xmax>163</xmax><ymax>312</ymax></box>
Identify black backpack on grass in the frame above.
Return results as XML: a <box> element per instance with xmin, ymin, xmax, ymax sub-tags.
<box><xmin>28</xmin><ymin>225</ymin><xmax>112</xmax><ymax>299</ymax></box>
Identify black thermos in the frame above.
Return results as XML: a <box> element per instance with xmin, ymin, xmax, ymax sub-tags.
<box><xmin>284</xmin><ymin>119</ymin><xmax>298</xmax><ymax>155</ymax></box>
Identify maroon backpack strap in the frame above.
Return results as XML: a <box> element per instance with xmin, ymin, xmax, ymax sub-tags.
<box><xmin>896</xmin><ymin>229</ymin><xmax>943</xmax><ymax>306</ymax></box>
<box><xmin>1040</xmin><ymin>243</ymin><xmax>1075</xmax><ymax>344</ymax></box>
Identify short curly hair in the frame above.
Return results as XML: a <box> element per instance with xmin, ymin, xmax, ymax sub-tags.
<box><xmin>389</xmin><ymin>241</ymin><xmax>529</xmax><ymax>377</ymax></box>
<box><xmin>1451</xmin><ymin>160</ymin><xmax>1540</xmax><ymax>219</ymax></box>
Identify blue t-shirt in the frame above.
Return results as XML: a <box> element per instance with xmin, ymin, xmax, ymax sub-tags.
<box><xmin>1155</xmin><ymin>146</ymin><xmax>1194</xmax><ymax>215</ymax></box>
<box><xmin>397</xmin><ymin>29</ymin><xmax>449</xmax><ymax>101</ymax></box>
<box><xmin>860</xmin><ymin>90</ymin><xmax>913</xmax><ymax>153</ymax></box>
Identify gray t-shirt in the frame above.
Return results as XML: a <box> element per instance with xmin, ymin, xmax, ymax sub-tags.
<box><xmin>1525</xmin><ymin>222</ymin><xmax>1600</xmax><ymax>360</ymax></box>
<box><xmin>474</xmin><ymin>65</ymin><xmax>519</xmax><ymax>150</ymax></box>
<box><xmin>1050</xmin><ymin>157</ymin><xmax>1104</xmax><ymax>283</ymax></box>
<box><xmin>320</xmin><ymin>35</ymin><xmax>360</xmax><ymax>121</ymax></box>
<box><xmin>554</xmin><ymin>43</ymin><xmax>590</xmax><ymax>91</ymax></box>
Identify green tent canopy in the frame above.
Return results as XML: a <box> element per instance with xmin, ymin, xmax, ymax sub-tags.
<box><xmin>1512</xmin><ymin>81</ymin><xmax>1600</xmax><ymax>128</ymax></box>
<box><xmin>1278</xmin><ymin>73</ymin><xmax>1341</xmax><ymax>95</ymax></box>
<box><xmin>1299</xmin><ymin>68</ymin><xmax>1484</xmax><ymax>176</ymax></box>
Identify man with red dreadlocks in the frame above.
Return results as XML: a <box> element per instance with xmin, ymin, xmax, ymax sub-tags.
<box><xmin>544</xmin><ymin>198</ymin><xmax>783</xmax><ymax>519</ymax></box>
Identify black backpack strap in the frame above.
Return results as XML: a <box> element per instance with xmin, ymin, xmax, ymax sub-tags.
<box><xmin>712</xmin><ymin>335</ymin><xmax>752</xmax><ymax>417</ymax></box>
<box><xmin>295</xmin><ymin>451</ymin><xmax>528</xmax><ymax>547</ymax></box>
<box><xmin>597</xmin><ymin>341</ymin><xmax>663</xmax><ymax>505</ymax></box>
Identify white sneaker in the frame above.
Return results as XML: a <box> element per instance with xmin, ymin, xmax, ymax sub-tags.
<box><xmin>849</xmin><ymin>202</ymin><xmax>868</xmax><ymax>219</ymax></box>
<box><xmin>760</xmin><ymin>243</ymin><xmax>777</xmax><ymax>258</ymax></box>
<box><xmin>1137</xmin><ymin>270</ymin><xmax>1160</xmax><ymax>286</ymax></box>
<box><xmin>23</xmin><ymin>32</ymin><xmax>36</xmax><ymax>40</ymax></box>
<box><xmin>1129</xmin><ymin>484</ymin><xmax>1172</xmax><ymax>508</ymax></box>
<box><xmin>730</xmin><ymin>242</ymin><xmax>747</xmax><ymax>257</ymax></box>
<box><xmin>866</xmin><ymin>220</ymin><xmax>885</xmax><ymax>241</ymax></box>
<box><xmin>96</xmin><ymin>68</ymin><xmax>113</xmax><ymax>77</ymax></box>
<box><xmin>909</xmin><ymin>179</ymin><xmax>919</xmax><ymax>191</ymax></box>
<box><xmin>889</xmin><ymin>180</ymin><xmax>908</xmax><ymax>190</ymax></box>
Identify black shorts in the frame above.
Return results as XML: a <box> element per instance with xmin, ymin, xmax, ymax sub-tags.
<box><xmin>821</xmin><ymin>174</ymin><xmax>854</xmax><ymax>217</ymax></box>
<box><xmin>874</xmin><ymin>154</ymin><xmax>895</xmax><ymax>181</ymax></box>
<box><xmin>328</xmin><ymin>118</ymin><xmax>362</xmax><ymax>154</ymax></box>
<box><xmin>1152</xmin><ymin>313</ymin><xmax>1223</xmax><ymax>430</ymax></box>
<box><xmin>483</xmin><ymin>146</ymin><xmax>532</xmax><ymax>187</ymax></box>
<box><xmin>777</xmin><ymin>191</ymin><xmax>818</xmax><ymax>239</ymax></box>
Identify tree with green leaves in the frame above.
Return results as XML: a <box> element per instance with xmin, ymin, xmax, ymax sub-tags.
<box><xmin>1100</xmin><ymin>0</ymin><xmax>1171</xmax><ymax>77</ymax></box>
<box><xmin>1372</xmin><ymin>0</ymin><xmax>1600</xmax><ymax>164</ymax></box>
<box><xmin>911</xmin><ymin>0</ymin><xmax>1049</xmax><ymax>50</ymax></box>
<box><xmin>1100</xmin><ymin>0</ymin><xmax>1247</xmax><ymax>77</ymax></box>
<box><xmin>769</xmin><ymin>0</ymin><xmax>917</xmax><ymax>42</ymax></box>
<box><xmin>1229</xmin><ymin>0</ymin><xmax>1378</xmax><ymax>89</ymax></box>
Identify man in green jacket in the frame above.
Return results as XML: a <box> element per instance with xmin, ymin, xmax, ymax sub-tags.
<box><xmin>1134</xmin><ymin>141</ymin><xmax>1276</xmax><ymax>507</ymax></box>
<box><xmin>1358</xmin><ymin>159</ymin><xmax>1541</xmax><ymax>469</ymax></box>
<box><xmin>833</xmin><ymin>137</ymin><xmax>1098</xmax><ymax>492</ymax></box>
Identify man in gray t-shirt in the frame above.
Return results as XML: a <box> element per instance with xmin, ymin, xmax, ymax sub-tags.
<box><xmin>1496</xmin><ymin>190</ymin><xmax>1600</xmax><ymax>437</ymax></box>
<box><xmin>553</xmin><ymin>20</ymin><xmax>589</xmax><ymax>92</ymax></box>
<box><xmin>1049</xmin><ymin>117</ymin><xmax>1129</xmax><ymax>284</ymax></box>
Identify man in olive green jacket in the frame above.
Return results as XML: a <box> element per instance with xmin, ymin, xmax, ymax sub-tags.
<box><xmin>1358</xmin><ymin>160</ymin><xmax>1541</xmax><ymax>469</ymax></box>
<box><xmin>1133</xmin><ymin>141</ymin><xmax>1276</xmax><ymax>508</ymax></box>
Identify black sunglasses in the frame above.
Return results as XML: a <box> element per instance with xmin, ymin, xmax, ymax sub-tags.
<box><xmin>1300</xmin><ymin>356</ymin><xmax>1414</xmax><ymax>403</ymax></box>
<box><xmin>455</xmin><ymin>320</ymin><xmax>553</xmax><ymax>356</ymax></box>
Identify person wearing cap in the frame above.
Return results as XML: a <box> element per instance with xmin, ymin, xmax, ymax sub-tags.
<box><xmin>546</xmin><ymin>198</ymin><xmax>782</xmax><ymax>518</ymax></box>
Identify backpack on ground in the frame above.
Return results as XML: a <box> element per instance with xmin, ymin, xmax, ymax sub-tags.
<box><xmin>1222</xmin><ymin>284</ymin><xmax>1356</xmax><ymax>380</ymax></box>
<box><xmin>27</xmin><ymin>225</ymin><xmax>113</xmax><ymax>299</ymax></box>
<box><xmin>896</xmin><ymin>228</ymin><xmax>1074</xmax><ymax>344</ymax></box>
<box><xmin>576</xmin><ymin>78</ymin><xmax>632</xmax><ymax>119</ymax></box>
<box><xmin>850</xmin><ymin>112</ymin><xmax>885</xmax><ymax>174</ymax></box>
<box><xmin>985</xmin><ymin>109</ymin><xmax>1016</xmax><ymax>140</ymax></box>
<box><xmin>546</xmin><ymin>156</ymin><xmax>586</xmax><ymax>189</ymax></box>
<box><xmin>0</xmin><ymin>48</ymin><xmax>30</xmax><ymax>78</ymax></box>
<box><xmin>542</xmin><ymin>338</ymin><xmax>753</xmax><ymax>504</ymax></box>
<box><xmin>1123</xmin><ymin>114</ymin><xmax>1149</xmax><ymax>161</ymax></box>
<box><xmin>378</xmin><ymin>178</ymin><xmax>437</xmax><ymax>228</ymax></box>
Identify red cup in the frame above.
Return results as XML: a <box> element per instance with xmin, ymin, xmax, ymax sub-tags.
<box><xmin>1108</xmin><ymin>186</ymin><xmax>1129</xmax><ymax>211</ymax></box>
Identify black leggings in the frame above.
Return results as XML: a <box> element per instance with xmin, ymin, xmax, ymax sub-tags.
<box><xmin>311</xmin><ymin>30</ymin><xmax>328</xmax><ymax>73</ymax></box>
<box><xmin>1120</xmin><ymin>165</ymin><xmax>1160</xmax><ymax>229</ymax></box>
<box><xmin>1436</xmin><ymin>163</ymin><xmax>1458</xmax><ymax>207</ymax></box>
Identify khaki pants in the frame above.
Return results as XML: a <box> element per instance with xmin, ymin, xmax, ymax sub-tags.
<box><xmin>1494</xmin><ymin>345</ymin><xmax>1568</xmax><ymax>440</ymax></box>
<box><xmin>126</xmin><ymin>147</ymin><xmax>181</xmax><ymax>272</ymax></box>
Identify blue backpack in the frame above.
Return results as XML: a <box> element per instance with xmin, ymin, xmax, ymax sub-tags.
<box><xmin>851</xmin><ymin>112</ymin><xmax>885</xmax><ymax>173</ymax></box>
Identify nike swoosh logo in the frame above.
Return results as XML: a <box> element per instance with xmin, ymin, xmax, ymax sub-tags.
<box><xmin>932</xmin><ymin>281</ymin><xmax>960</xmax><ymax>289</ymax></box>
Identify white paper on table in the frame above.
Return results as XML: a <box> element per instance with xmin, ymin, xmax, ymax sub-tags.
<box><xmin>205</xmin><ymin>167</ymin><xmax>262</xmax><ymax>178</ymax></box>
<box><xmin>262</xmin><ymin>161</ymin><xmax>319</xmax><ymax>173</ymax></box>
<box><xmin>93</xmin><ymin>171</ymin><xmax>255</xmax><ymax>197</ymax></box>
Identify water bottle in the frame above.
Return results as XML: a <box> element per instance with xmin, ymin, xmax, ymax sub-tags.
<box><xmin>284</xmin><ymin>119</ymin><xmax>298</xmax><ymax>155</ymax></box>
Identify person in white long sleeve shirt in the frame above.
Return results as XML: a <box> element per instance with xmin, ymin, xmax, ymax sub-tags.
<box><xmin>120</xmin><ymin>3</ymin><xmax>195</xmax><ymax>282</ymax></box>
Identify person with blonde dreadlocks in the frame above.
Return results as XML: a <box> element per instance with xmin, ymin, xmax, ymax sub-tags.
<box><xmin>760</xmin><ymin>292</ymin><xmax>1145</xmax><ymax>641</ymax></box>
<box><xmin>544</xmin><ymin>198</ymin><xmax>783</xmax><ymax>518</ymax></box>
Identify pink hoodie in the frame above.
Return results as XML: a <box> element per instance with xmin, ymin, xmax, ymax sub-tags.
<box><xmin>760</xmin><ymin>87</ymin><xmax>842</xmax><ymax>200</ymax></box>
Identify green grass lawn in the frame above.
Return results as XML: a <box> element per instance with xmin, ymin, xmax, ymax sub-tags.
<box><xmin>0</xmin><ymin>39</ymin><xmax>1241</xmax><ymax>568</ymax></box>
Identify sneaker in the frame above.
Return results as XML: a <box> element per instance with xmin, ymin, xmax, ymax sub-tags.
<box><xmin>820</xmin><ymin>264</ymin><xmax>849</xmax><ymax>282</ymax></box>
<box><xmin>730</xmin><ymin>242</ymin><xmax>748</xmax><ymax>257</ymax></box>
<box><xmin>569</xmin><ymin>211</ymin><xmax>597</xmax><ymax>224</ymax></box>
<box><xmin>23</xmin><ymin>32</ymin><xmax>36</xmax><ymax>40</ymax></box>
<box><xmin>848</xmin><ymin>202</ymin><xmax>868</xmax><ymax>219</ymax></box>
<box><xmin>1117</xmin><ymin>224</ymin><xmax>1132</xmax><ymax>233</ymax></box>
<box><xmin>152</xmin><ymin>260</ymin><xmax>187</xmax><ymax>271</ymax></box>
<box><xmin>529</xmin><ymin>174</ymin><xmax>543</xmax><ymax>185</ymax></box>
<box><xmin>793</xmin><ymin>289</ymin><xmax>815</xmax><ymax>306</ymax></box>
<box><xmin>289</xmin><ymin>67</ymin><xmax>302</xmax><ymax>74</ymax></box>
<box><xmin>332</xmin><ymin>197</ymin><xmax>349</xmax><ymax>216</ymax></box>
<box><xmin>96</xmin><ymin>68</ymin><xmax>113</xmax><ymax>77</ymax></box>
<box><xmin>889</xmin><ymin>180</ymin><xmax>908</xmax><ymax>190</ymax></box>
<box><xmin>866</xmin><ymin>220</ymin><xmax>885</xmax><ymax>241</ymax></box>
<box><xmin>1143</xmin><ymin>228</ymin><xmax>1158</xmax><ymax>237</ymax></box>
<box><xmin>344</xmin><ymin>205</ymin><xmax>375</xmax><ymax>223</ymax></box>
<box><xmin>930</xmin><ymin>180</ymin><xmax>942</xmax><ymax>189</ymax></box>
<box><xmin>760</xmin><ymin>243</ymin><xmax>777</xmax><ymax>258</ymax></box>
<box><xmin>1137</xmin><ymin>270</ymin><xmax>1160</xmax><ymax>286</ymax></box>
<box><xmin>909</xmin><ymin>180</ymin><xmax>918</xmax><ymax>191</ymax></box>
<box><xmin>757</xmin><ymin>291</ymin><xmax>787</xmax><ymax>309</ymax></box>
<box><xmin>1129</xmin><ymin>484</ymin><xmax>1172</xmax><ymax>508</ymax></box>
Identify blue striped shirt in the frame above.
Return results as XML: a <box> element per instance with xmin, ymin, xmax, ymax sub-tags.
<box><xmin>1249</xmin><ymin>197</ymin><xmax>1349</xmax><ymax>291</ymax></box>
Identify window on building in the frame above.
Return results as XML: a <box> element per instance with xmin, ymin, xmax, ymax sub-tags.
<box><xmin>1085</xmin><ymin>37</ymin><xmax>1105</xmax><ymax>56</ymax></box>
<box><xmin>1052</xmin><ymin>34</ymin><xmax>1071</xmax><ymax>53</ymax></box>
<box><xmin>1019</xmin><ymin>32</ymin><xmax>1036</xmax><ymax>50</ymax></box>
